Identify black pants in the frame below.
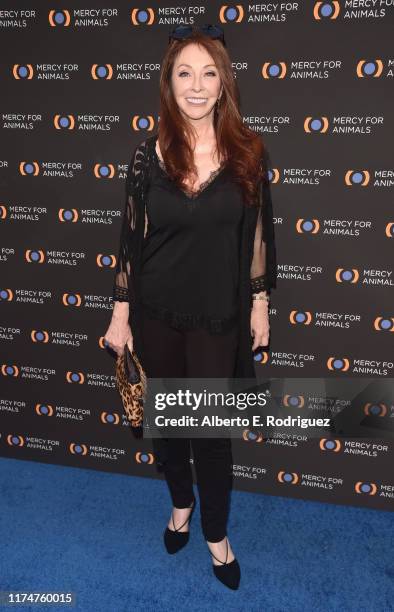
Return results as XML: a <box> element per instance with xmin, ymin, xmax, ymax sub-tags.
<box><xmin>140</xmin><ymin>307</ymin><xmax>239</xmax><ymax>542</ymax></box>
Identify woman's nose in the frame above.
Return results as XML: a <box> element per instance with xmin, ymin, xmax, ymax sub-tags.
<box><xmin>191</xmin><ymin>74</ymin><xmax>203</xmax><ymax>91</ymax></box>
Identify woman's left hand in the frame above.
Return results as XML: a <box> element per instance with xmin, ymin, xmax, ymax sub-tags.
<box><xmin>250</xmin><ymin>301</ymin><xmax>270</xmax><ymax>351</ymax></box>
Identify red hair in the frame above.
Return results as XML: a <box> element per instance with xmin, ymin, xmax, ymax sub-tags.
<box><xmin>157</xmin><ymin>31</ymin><xmax>267</xmax><ymax>206</ymax></box>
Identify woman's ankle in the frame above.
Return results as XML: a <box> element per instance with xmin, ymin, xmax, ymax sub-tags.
<box><xmin>206</xmin><ymin>536</ymin><xmax>235</xmax><ymax>565</ymax></box>
<box><xmin>168</xmin><ymin>503</ymin><xmax>194</xmax><ymax>532</ymax></box>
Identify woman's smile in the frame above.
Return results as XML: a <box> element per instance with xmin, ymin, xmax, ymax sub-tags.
<box><xmin>185</xmin><ymin>97</ymin><xmax>208</xmax><ymax>105</ymax></box>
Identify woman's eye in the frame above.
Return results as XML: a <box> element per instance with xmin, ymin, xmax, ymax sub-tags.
<box><xmin>178</xmin><ymin>71</ymin><xmax>217</xmax><ymax>77</ymax></box>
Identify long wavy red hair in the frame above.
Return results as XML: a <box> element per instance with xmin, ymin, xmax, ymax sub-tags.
<box><xmin>157</xmin><ymin>31</ymin><xmax>267</xmax><ymax>206</ymax></box>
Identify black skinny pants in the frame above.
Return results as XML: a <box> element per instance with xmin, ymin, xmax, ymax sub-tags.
<box><xmin>139</xmin><ymin>307</ymin><xmax>239</xmax><ymax>543</ymax></box>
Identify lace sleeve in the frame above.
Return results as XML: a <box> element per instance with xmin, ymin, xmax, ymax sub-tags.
<box><xmin>113</xmin><ymin>141</ymin><xmax>147</xmax><ymax>303</ymax></box>
<box><xmin>250</xmin><ymin>148</ymin><xmax>277</xmax><ymax>295</ymax></box>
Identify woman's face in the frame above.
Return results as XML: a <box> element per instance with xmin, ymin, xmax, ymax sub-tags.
<box><xmin>171</xmin><ymin>42</ymin><xmax>223</xmax><ymax>123</ymax></box>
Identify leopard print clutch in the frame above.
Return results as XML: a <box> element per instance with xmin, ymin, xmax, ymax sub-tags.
<box><xmin>115</xmin><ymin>345</ymin><xmax>147</xmax><ymax>428</ymax></box>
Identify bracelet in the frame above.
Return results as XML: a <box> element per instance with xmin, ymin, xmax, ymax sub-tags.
<box><xmin>252</xmin><ymin>293</ymin><xmax>270</xmax><ymax>303</ymax></box>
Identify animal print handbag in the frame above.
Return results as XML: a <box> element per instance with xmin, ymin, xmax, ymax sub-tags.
<box><xmin>115</xmin><ymin>344</ymin><xmax>147</xmax><ymax>428</ymax></box>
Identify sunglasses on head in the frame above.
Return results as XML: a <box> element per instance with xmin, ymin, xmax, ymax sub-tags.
<box><xmin>168</xmin><ymin>24</ymin><xmax>226</xmax><ymax>47</ymax></box>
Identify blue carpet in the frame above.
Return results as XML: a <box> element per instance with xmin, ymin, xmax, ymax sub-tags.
<box><xmin>0</xmin><ymin>457</ymin><xmax>393</xmax><ymax>612</ymax></box>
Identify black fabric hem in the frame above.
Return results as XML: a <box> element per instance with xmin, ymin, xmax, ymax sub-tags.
<box><xmin>141</xmin><ymin>300</ymin><xmax>239</xmax><ymax>335</ymax></box>
<box><xmin>113</xmin><ymin>284</ymin><xmax>130</xmax><ymax>302</ymax></box>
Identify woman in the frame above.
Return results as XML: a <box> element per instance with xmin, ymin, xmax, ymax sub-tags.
<box><xmin>104</xmin><ymin>24</ymin><xmax>277</xmax><ymax>591</ymax></box>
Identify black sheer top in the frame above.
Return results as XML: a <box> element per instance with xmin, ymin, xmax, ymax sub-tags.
<box><xmin>112</xmin><ymin>135</ymin><xmax>277</xmax><ymax>353</ymax></box>
<box><xmin>138</xmin><ymin>151</ymin><xmax>244</xmax><ymax>333</ymax></box>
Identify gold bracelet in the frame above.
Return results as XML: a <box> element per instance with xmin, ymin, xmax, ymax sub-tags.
<box><xmin>252</xmin><ymin>292</ymin><xmax>270</xmax><ymax>303</ymax></box>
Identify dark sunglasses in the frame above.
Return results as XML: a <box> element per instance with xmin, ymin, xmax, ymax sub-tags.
<box><xmin>168</xmin><ymin>24</ymin><xmax>226</xmax><ymax>47</ymax></box>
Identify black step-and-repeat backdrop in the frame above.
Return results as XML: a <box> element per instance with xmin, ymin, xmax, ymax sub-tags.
<box><xmin>1</xmin><ymin>2</ymin><xmax>393</xmax><ymax>512</ymax></box>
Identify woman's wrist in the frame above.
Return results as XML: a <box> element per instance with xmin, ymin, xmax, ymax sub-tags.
<box><xmin>252</xmin><ymin>290</ymin><xmax>269</xmax><ymax>308</ymax></box>
<box><xmin>112</xmin><ymin>300</ymin><xmax>129</xmax><ymax>321</ymax></box>
<box><xmin>252</xmin><ymin>300</ymin><xmax>269</xmax><ymax>311</ymax></box>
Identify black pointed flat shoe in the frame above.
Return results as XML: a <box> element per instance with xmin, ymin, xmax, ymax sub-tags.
<box><xmin>209</xmin><ymin>537</ymin><xmax>241</xmax><ymax>590</ymax></box>
<box><xmin>163</xmin><ymin>498</ymin><xmax>195</xmax><ymax>554</ymax></box>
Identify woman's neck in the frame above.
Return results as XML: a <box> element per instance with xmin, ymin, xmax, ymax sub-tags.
<box><xmin>184</xmin><ymin>120</ymin><xmax>216</xmax><ymax>150</ymax></box>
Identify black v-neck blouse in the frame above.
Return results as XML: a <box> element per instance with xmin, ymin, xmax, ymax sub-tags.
<box><xmin>139</xmin><ymin>150</ymin><xmax>245</xmax><ymax>334</ymax></box>
<box><xmin>112</xmin><ymin>134</ymin><xmax>277</xmax><ymax>376</ymax></box>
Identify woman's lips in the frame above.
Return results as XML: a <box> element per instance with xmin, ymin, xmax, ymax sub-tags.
<box><xmin>185</xmin><ymin>97</ymin><xmax>208</xmax><ymax>105</ymax></box>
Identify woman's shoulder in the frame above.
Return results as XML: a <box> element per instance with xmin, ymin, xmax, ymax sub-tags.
<box><xmin>126</xmin><ymin>133</ymin><xmax>158</xmax><ymax>194</ymax></box>
<box><xmin>131</xmin><ymin>133</ymin><xmax>158</xmax><ymax>161</ymax></box>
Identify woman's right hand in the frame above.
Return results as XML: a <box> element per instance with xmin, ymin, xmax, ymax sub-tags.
<box><xmin>104</xmin><ymin>309</ymin><xmax>133</xmax><ymax>357</ymax></box>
